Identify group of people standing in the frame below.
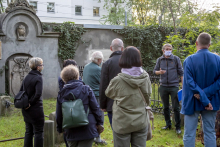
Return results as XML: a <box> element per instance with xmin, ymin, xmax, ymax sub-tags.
<box><xmin>19</xmin><ymin>32</ymin><xmax>220</xmax><ymax>147</ymax></box>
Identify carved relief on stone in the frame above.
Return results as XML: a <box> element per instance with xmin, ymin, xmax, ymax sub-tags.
<box><xmin>5</xmin><ymin>0</ymin><xmax>36</xmax><ymax>14</ymax></box>
<box><xmin>17</xmin><ymin>25</ymin><xmax>26</xmax><ymax>41</ymax></box>
<box><xmin>9</xmin><ymin>56</ymin><xmax>31</xmax><ymax>96</ymax></box>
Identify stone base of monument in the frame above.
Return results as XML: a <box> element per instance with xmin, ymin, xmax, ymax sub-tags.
<box><xmin>49</xmin><ymin>112</ymin><xmax>64</xmax><ymax>144</ymax></box>
<box><xmin>0</xmin><ymin>96</ymin><xmax>13</xmax><ymax>116</ymax></box>
<box><xmin>44</xmin><ymin>120</ymin><xmax>55</xmax><ymax>147</ymax></box>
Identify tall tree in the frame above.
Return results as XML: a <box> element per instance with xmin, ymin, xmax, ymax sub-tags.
<box><xmin>101</xmin><ymin>0</ymin><xmax>133</xmax><ymax>25</ymax></box>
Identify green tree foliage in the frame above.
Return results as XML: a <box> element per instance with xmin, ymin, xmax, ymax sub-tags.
<box><xmin>164</xmin><ymin>7</ymin><xmax>220</xmax><ymax>60</ymax></box>
<box><xmin>102</xmin><ymin>0</ymin><xmax>196</xmax><ymax>27</ymax></box>
<box><xmin>101</xmin><ymin>0</ymin><xmax>134</xmax><ymax>25</ymax></box>
<box><xmin>114</xmin><ymin>25</ymin><xmax>174</xmax><ymax>70</ymax></box>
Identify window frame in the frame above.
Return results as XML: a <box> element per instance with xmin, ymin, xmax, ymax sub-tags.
<box><xmin>30</xmin><ymin>1</ymin><xmax>38</xmax><ymax>11</ymax></box>
<box><xmin>47</xmin><ymin>2</ymin><xmax>55</xmax><ymax>13</ymax></box>
<box><xmin>93</xmin><ymin>7</ymin><xmax>100</xmax><ymax>17</ymax></box>
<box><xmin>75</xmin><ymin>5</ymin><xmax>82</xmax><ymax>15</ymax></box>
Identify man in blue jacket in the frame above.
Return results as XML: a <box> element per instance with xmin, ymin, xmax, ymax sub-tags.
<box><xmin>181</xmin><ymin>32</ymin><xmax>220</xmax><ymax>147</ymax></box>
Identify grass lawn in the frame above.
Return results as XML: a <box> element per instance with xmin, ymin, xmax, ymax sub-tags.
<box><xmin>0</xmin><ymin>99</ymin><xmax>203</xmax><ymax>147</ymax></box>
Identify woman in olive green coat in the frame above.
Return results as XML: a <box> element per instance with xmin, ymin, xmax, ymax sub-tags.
<box><xmin>105</xmin><ymin>46</ymin><xmax>152</xmax><ymax>147</ymax></box>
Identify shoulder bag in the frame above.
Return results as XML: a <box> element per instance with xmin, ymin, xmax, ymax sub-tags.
<box><xmin>14</xmin><ymin>76</ymin><xmax>38</xmax><ymax>109</ymax></box>
<box><xmin>138</xmin><ymin>88</ymin><xmax>154</xmax><ymax>141</ymax></box>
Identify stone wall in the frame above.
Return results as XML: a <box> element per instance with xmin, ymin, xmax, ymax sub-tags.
<box><xmin>0</xmin><ymin>6</ymin><xmax>123</xmax><ymax>98</ymax></box>
<box><xmin>0</xmin><ymin>6</ymin><xmax>61</xmax><ymax>98</ymax></box>
<box><xmin>74</xmin><ymin>25</ymin><xmax>123</xmax><ymax>66</ymax></box>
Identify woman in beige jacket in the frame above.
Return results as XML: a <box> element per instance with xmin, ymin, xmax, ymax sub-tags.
<box><xmin>105</xmin><ymin>46</ymin><xmax>152</xmax><ymax>147</ymax></box>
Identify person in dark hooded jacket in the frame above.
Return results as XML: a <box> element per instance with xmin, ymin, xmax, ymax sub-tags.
<box><xmin>56</xmin><ymin>65</ymin><xmax>104</xmax><ymax>147</ymax></box>
<box><xmin>58</xmin><ymin>59</ymin><xmax>82</xmax><ymax>91</ymax></box>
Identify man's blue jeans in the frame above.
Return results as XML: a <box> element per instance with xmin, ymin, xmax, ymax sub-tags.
<box><xmin>183</xmin><ymin>110</ymin><xmax>217</xmax><ymax>147</ymax></box>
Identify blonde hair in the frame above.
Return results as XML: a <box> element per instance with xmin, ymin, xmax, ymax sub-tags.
<box><xmin>162</xmin><ymin>44</ymin><xmax>173</xmax><ymax>50</ymax></box>
<box><xmin>29</xmin><ymin>57</ymin><xmax>43</xmax><ymax>69</ymax></box>
<box><xmin>61</xmin><ymin>65</ymin><xmax>79</xmax><ymax>83</ymax></box>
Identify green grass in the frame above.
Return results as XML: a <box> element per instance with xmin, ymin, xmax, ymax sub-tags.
<box><xmin>0</xmin><ymin>99</ymin><xmax>203</xmax><ymax>147</ymax></box>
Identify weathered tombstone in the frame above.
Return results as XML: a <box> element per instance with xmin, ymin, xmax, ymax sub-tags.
<box><xmin>0</xmin><ymin>96</ymin><xmax>13</xmax><ymax>116</ymax></box>
<box><xmin>0</xmin><ymin>0</ymin><xmax>61</xmax><ymax>99</ymax></box>
<box><xmin>8</xmin><ymin>56</ymin><xmax>30</xmax><ymax>97</ymax></box>
<box><xmin>44</xmin><ymin>120</ymin><xmax>55</xmax><ymax>147</ymax></box>
<box><xmin>49</xmin><ymin>112</ymin><xmax>64</xmax><ymax>144</ymax></box>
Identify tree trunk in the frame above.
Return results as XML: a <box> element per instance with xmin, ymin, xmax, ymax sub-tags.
<box><xmin>167</xmin><ymin>0</ymin><xmax>177</xmax><ymax>34</ymax></box>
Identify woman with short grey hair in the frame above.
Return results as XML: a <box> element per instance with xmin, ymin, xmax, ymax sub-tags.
<box><xmin>20</xmin><ymin>57</ymin><xmax>45</xmax><ymax>147</ymax></box>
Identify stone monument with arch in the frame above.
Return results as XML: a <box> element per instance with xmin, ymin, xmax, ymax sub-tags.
<box><xmin>0</xmin><ymin>0</ymin><xmax>61</xmax><ymax>98</ymax></box>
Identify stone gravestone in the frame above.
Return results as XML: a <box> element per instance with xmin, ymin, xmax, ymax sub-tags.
<box><xmin>44</xmin><ymin>120</ymin><xmax>55</xmax><ymax>147</ymax></box>
<box><xmin>8</xmin><ymin>56</ymin><xmax>30</xmax><ymax>97</ymax></box>
<box><xmin>0</xmin><ymin>96</ymin><xmax>13</xmax><ymax>116</ymax></box>
<box><xmin>49</xmin><ymin>112</ymin><xmax>64</xmax><ymax>144</ymax></box>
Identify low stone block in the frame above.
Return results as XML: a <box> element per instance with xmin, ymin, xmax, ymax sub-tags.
<box><xmin>44</xmin><ymin>120</ymin><xmax>55</xmax><ymax>147</ymax></box>
<box><xmin>0</xmin><ymin>96</ymin><xmax>13</xmax><ymax>116</ymax></box>
<box><xmin>49</xmin><ymin>112</ymin><xmax>64</xmax><ymax>144</ymax></box>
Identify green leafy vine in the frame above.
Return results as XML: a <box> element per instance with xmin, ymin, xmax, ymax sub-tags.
<box><xmin>43</xmin><ymin>22</ymin><xmax>87</xmax><ymax>61</ymax></box>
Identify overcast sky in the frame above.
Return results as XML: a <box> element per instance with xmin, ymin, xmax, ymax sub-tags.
<box><xmin>193</xmin><ymin>0</ymin><xmax>220</xmax><ymax>11</ymax></box>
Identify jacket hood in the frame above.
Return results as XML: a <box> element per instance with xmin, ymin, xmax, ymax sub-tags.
<box><xmin>118</xmin><ymin>70</ymin><xmax>149</xmax><ymax>88</ymax></box>
<box><xmin>59</xmin><ymin>80</ymin><xmax>85</xmax><ymax>98</ymax></box>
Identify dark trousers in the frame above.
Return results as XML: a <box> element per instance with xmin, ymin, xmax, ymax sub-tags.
<box><xmin>108</xmin><ymin>111</ymin><xmax>113</xmax><ymax>128</ymax></box>
<box><xmin>64</xmin><ymin>133</ymin><xmax>69</xmax><ymax>147</ymax></box>
<box><xmin>67</xmin><ymin>139</ymin><xmax>94</xmax><ymax>147</ymax></box>
<box><xmin>24</xmin><ymin>121</ymin><xmax>44</xmax><ymax>147</ymax></box>
<box><xmin>160</xmin><ymin>85</ymin><xmax>181</xmax><ymax>129</ymax></box>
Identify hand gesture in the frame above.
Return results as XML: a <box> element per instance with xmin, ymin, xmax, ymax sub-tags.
<box><xmin>101</xmin><ymin>109</ymin><xmax>106</xmax><ymax>112</ymax></box>
<box><xmin>205</xmin><ymin>103</ymin><xmax>213</xmax><ymax>110</ymax></box>
<box><xmin>96</xmin><ymin>125</ymin><xmax>104</xmax><ymax>134</ymax></box>
<box><xmin>25</xmin><ymin>104</ymin><xmax>31</xmax><ymax>110</ymax></box>
<box><xmin>160</xmin><ymin>68</ymin><xmax>166</xmax><ymax>75</ymax></box>
<box><xmin>194</xmin><ymin>94</ymin><xmax>200</xmax><ymax>100</ymax></box>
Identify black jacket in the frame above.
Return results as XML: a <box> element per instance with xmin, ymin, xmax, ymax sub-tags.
<box><xmin>20</xmin><ymin>70</ymin><xmax>44</xmax><ymax>124</ymax></box>
<box><xmin>99</xmin><ymin>51</ymin><xmax>122</xmax><ymax>112</ymax></box>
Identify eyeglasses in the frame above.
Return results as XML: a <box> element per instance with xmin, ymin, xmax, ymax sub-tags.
<box><xmin>38</xmin><ymin>64</ymin><xmax>44</xmax><ymax>67</ymax></box>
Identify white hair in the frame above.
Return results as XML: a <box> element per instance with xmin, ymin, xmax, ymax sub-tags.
<box><xmin>111</xmin><ymin>38</ymin><xmax>124</xmax><ymax>51</ymax></box>
<box><xmin>90</xmin><ymin>51</ymin><xmax>104</xmax><ymax>64</ymax></box>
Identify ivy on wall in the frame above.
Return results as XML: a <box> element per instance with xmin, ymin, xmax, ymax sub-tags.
<box><xmin>43</xmin><ymin>22</ymin><xmax>86</xmax><ymax>61</ymax></box>
<box><xmin>113</xmin><ymin>25</ymin><xmax>175</xmax><ymax>70</ymax></box>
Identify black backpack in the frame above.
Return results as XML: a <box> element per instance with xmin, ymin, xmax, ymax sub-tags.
<box><xmin>14</xmin><ymin>76</ymin><xmax>37</xmax><ymax>109</ymax></box>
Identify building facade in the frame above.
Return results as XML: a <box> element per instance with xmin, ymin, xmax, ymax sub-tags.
<box><xmin>2</xmin><ymin>0</ymin><xmax>108</xmax><ymax>24</ymax></box>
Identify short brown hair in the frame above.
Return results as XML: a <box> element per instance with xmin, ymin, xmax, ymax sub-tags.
<box><xmin>162</xmin><ymin>44</ymin><xmax>173</xmax><ymax>50</ymax></box>
<box><xmin>61</xmin><ymin>65</ymin><xmax>79</xmax><ymax>83</ymax></box>
<box><xmin>197</xmin><ymin>32</ymin><xmax>211</xmax><ymax>46</ymax></box>
<box><xmin>63</xmin><ymin>59</ymin><xmax>77</xmax><ymax>68</ymax></box>
<box><xmin>119</xmin><ymin>46</ymin><xmax>142</xmax><ymax>68</ymax></box>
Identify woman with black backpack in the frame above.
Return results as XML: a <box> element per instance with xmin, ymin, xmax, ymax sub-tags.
<box><xmin>21</xmin><ymin>57</ymin><xmax>44</xmax><ymax>147</ymax></box>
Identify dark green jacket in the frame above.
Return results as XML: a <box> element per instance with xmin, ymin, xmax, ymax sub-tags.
<box><xmin>83</xmin><ymin>62</ymin><xmax>101</xmax><ymax>97</ymax></box>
